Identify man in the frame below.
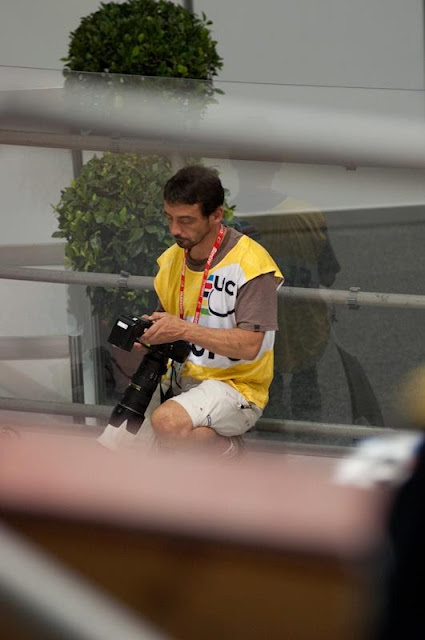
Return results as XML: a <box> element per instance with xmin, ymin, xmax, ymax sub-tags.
<box><xmin>99</xmin><ymin>164</ymin><xmax>283</xmax><ymax>456</ymax></box>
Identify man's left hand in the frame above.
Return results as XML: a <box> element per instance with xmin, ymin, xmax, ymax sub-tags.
<box><xmin>141</xmin><ymin>312</ymin><xmax>186</xmax><ymax>345</ymax></box>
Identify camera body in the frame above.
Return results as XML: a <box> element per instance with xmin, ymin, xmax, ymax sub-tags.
<box><xmin>106</xmin><ymin>314</ymin><xmax>191</xmax><ymax>434</ymax></box>
<box><xmin>108</xmin><ymin>314</ymin><xmax>152</xmax><ymax>352</ymax></box>
<box><xmin>108</xmin><ymin>314</ymin><xmax>190</xmax><ymax>363</ymax></box>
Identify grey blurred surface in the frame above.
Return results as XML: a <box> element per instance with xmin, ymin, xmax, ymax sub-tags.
<box><xmin>258</xmin><ymin>204</ymin><xmax>425</xmax><ymax>431</ymax></box>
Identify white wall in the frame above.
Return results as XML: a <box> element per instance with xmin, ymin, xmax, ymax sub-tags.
<box><xmin>2</xmin><ymin>0</ymin><xmax>422</xmax><ymax>86</ymax></box>
<box><xmin>0</xmin><ymin>1</ymin><xmax>122</xmax><ymax>70</ymax></box>
<box><xmin>0</xmin><ymin>0</ymin><xmax>186</xmax><ymax>69</ymax></box>
<box><xmin>196</xmin><ymin>0</ymin><xmax>425</xmax><ymax>89</ymax></box>
<box><xmin>1</xmin><ymin>145</ymin><xmax>72</xmax><ymax>243</ymax></box>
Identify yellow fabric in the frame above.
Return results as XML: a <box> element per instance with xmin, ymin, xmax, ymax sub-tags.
<box><xmin>155</xmin><ymin>234</ymin><xmax>282</xmax><ymax>408</ymax></box>
<box><xmin>182</xmin><ymin>351</ymin><xmax>275</xmax><ymax>409</ymax></box>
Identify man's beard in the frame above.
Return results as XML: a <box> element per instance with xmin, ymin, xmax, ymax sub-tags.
<box><xmin>174</xmin><ymin>227</ymin><xmax>210</xmax><ymax>250</ymax></box>
<box><xmin>174</xmin><ymin>237</ymin><xmax>194</xmax><ymax>249</ymax></box>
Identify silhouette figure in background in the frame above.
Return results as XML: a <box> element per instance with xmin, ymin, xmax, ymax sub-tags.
<box><xmin>265</xmin><ymin>198</ymin><xmax>340</xmax><ymax>421</ymax></box>
<box><xmin>230</xmin><ymin>160</ymin><xmax>384</xmax><ymax>426</ymax></box>
<box><xmin>228</xmin><ymin>161</ymin><xmax>340</xmax><ymax>422</ymax></box>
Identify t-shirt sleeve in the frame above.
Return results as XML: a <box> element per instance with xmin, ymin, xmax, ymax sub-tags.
<box><xmin>235</xmin><ymin>272</ymin><xmax>280</xmax><ymax>331</ymax></box>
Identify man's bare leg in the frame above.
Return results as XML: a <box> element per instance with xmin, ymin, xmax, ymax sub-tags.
<box><xmin>150</xmin><ymin>399</ymin><xmax>231</xmax><ymax>454</ymax></box>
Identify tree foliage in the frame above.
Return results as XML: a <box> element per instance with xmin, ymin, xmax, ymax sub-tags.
<box><xmin>53</xmin><ymin>153</ymin><xmax>173</xmax><ymax>320</ymax></box>
<box><xmin>63</xmin><ymin>0</ymin><xmax>222</xmax><ymax>80</ymax></box>
<box><xmin>52</xmin><ymin>153</ymin><xmax>234</xmax><ymax>321</ymax></box>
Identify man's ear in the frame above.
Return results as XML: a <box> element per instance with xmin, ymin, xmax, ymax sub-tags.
<box><xmin>211</xmin><ymin>206</ymin><xmax>224</xmax><ymax>223</ymax></box>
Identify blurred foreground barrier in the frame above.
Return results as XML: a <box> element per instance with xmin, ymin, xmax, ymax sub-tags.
<box><xmin>3</xmin><ymin>81</ymin><xmax>425</xmax><ymax>170</ymax></box>
<box><xmin>0</xmin><ymin>522</ymin><xmax>167</xmax><ymax>640</ymax></box>
<box><xmin>0</xmin><ymin>429</ymin><xmax>388</xmax><ymax>639</ymax></box>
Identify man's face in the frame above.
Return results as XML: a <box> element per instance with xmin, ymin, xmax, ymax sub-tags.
<box><xmin>164</xmin><ymin>201</ymin><xmax>215</xmax><ymax>250</ymax></box>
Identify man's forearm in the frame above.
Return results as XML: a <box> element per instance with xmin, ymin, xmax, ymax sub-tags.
<box><xmin>141</xmin><ymin>312</ymin><xmax>264</xmax><ymax>360</ymax></box>
<box><xmin>181</xmin><ymin>323</ymin><xmax>263</xmax><ymax>361</ymax></box>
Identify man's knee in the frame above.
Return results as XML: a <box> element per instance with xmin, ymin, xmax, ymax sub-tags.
<box><xmin>151</xmin><ymin>400</ymin><xmax>193</xmax><ymax>440</ymax></box>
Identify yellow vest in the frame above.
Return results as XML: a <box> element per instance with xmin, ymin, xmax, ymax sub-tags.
<box><xmin>154</xmin><ymin>234</ymin><xmax>283</xmax><ymax>408</ymax></box>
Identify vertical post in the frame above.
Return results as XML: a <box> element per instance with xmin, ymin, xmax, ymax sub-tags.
<box><xmin>68</xmin><ymin>334</ymin><xmax>85</xmax><ymax>425</ymax></box>
<box><xmin>91</xmin><ymin>313</ymin><xmax>107</xmax><ymax>406</ymax></box>
<box><xmin>182</xmin><ymin>1</ymin><xmax>194</xmax><ymax>13</ymax></box>
<box><xmin>70</xmin><ymin>149</ymin><xmax>107</xmax><ymax>407</ymax></box>
<box><xmin>68</xmin><ymin>149</ymin><xmax>89</xmax><ymax>412</ymax></box>
<box><xmin>71</xmin><ymin>150</ymin><xmax>83</xmax><ymax>177</ymax></box>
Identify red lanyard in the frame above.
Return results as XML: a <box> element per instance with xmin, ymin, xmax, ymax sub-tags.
<box><xmin>179</xmin><ymin>224</ymin><xmax>225</xmax><ymax>323</ymax></box>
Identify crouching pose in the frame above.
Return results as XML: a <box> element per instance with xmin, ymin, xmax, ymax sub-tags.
<box><xmin>98</xmin><ymin>164</ymin><xmax>283</xmax><ymax>457</ymax></box>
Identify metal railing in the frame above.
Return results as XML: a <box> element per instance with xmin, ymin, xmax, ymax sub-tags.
<box><xmin>0</xmin><ymin>395</ymin><xmax>395</xmax><ymax>440</ymax></box>
<box><xmin>2</xmin><ymin>264</ymin><xmax>425</xmax><ymax>309</ymax></box>
<box><xmin>0</xmin><ymin>263</ymin><xmax>409</xmax><ymax>447</ymax></box>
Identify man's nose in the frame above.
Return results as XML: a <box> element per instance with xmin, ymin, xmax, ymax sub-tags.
<box><xmin>169</xmin><ymin>220</ymin><xmax>181</xmax><ymax>236</ymax></box>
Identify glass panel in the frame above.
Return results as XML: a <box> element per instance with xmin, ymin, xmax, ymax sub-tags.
<box><xmin>259</xmin><ymin>204</ymin><xmax>425</xmax><ymax>430</ymax></box>
<box><xmin>2</xmin><ymin>66</ymin><xmax>425</xmax><ymax>449</ymax></box>
<box><xmin>0</xmin><ymin>278</ymin><xmax>84</xmax><ymax>425</ymax></box>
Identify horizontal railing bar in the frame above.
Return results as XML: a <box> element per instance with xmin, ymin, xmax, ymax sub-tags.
<box><xmin>0</xmin><ymin>265</ymin><xmax>153</xmax><ymax>289</ymax></box>
<box><xmin>0</xmin><ymin>398</ymin><xmax>110</xmax><ymax>420</ymax></box>
<box><xmin>0</xmin><ymin>397</ymin><xmax>396</xmax><ymax>440</ymax></box>
<box><xmin>256</xmin><ymin>417</ymin><xmax>394</xmax><ymax>438</ymax></box>
<box><xmin>282</xmin><ymin>287</ymin><xmax>425</xmax><ymax>309</ymax></box>
<box><xmin>1</xmin><ymin>265</ymin><xmax>425</xmax><ymax>310</ymax></box>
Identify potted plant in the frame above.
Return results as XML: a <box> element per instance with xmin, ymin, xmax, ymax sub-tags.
<box><xmin>63</xmin><ymin>0</ymin><xmax>222</xmax><ymax>81</ymax></box>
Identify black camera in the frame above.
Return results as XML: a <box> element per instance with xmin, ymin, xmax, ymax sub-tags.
<box><xmin>107</xmin><ymin>315</ymin><xmax>152</xmax><ymax>352</ymax></box>
<box><xmin>108</xmin><ymin>314</ymin><xmax>190</xmax><ymax>363</ymax></box>
<box><xmin>106</xmin><ymin>314</ymin><xmax>191</xmax><ymax>435</ymax></box>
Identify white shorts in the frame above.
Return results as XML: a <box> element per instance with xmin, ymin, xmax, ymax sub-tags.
<box><xmin>169</xmin><ymin>378</ymin><xmax>262</xmax><ymax>437</ymax></box>
<box><xmin>97</xmin><ymin>376</ymin><xmax>262</xmax><ymax>450</ymax></box>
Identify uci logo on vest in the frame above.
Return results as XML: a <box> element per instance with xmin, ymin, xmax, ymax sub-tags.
<box><xmin>202</xmin><ymin>275</ymin><xmax>236</xmax><ymax>318</ymax></box>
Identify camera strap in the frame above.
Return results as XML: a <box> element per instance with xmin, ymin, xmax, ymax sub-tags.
<box><xmin>160</xmin><ymin>382</ymin><xmax>174</xmax><ymax>403</ymax></box>
<box><xmin>179</xmin><ymin>224</ymin><xmax>225</xmax><ymax>323</ymax></box>
<box><xmin>159</xmin><ymin>360</ymin><xmax>181</xmax><ymax>403</ymax></box>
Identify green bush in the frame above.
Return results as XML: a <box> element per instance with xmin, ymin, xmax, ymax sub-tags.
<box><xmin>53</xmin><ymin>153</ymin><xmax>173</xmax><ymax>321</ymax></box>
<box><xmin>52</xmin><ymin>153</ymin><xmax>235</xmax><ymax>321</ymax></box>
<box><xmin>63</xmin><ymin>0</ymin><xmax>222</xmax><ymax>80</ymax></box>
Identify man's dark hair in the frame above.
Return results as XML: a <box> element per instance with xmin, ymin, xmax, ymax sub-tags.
<box><xmin>163</xmin><ymin>164</ymin><xmax>224</xmax><ymax>216</ymax></box>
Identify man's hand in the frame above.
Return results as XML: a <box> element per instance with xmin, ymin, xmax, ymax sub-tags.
<box><xmin>140</xmin><ymin>312</ymin><xmax>186</xmax><ymax>345</ymax></box>
<box><xmin>135</xmin><ymin>311</ymin><xmax>264</xmax><ymax>361</ymax></box>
